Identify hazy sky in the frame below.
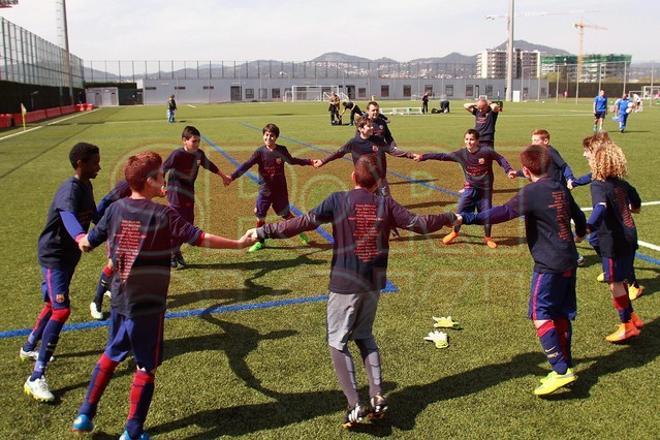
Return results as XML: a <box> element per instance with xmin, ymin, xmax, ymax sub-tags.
<box><xmin>1</xmin><ymin>0</ymin><xmax>657</xmax><ymax>62</ymax></box>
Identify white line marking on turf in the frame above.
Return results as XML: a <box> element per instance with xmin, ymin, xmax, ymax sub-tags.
<box><xmin>581</xmin><ymin>201</ymin><xmax>660</xmax><ymax>211</ymax></box>
<box><xmin>187</xmin><ymin>104</ymin><xmax>197</xmax><ymax>108</ymax></box>
<box><xmin>0</xmin><ymin>126</ymin><xmax>43</xmax><ymax>141</ymax></box>
<box><xmin>638</xmin><ymin>240</ymin><xmax>660</xmax><ymax>252</ymax></box>
<box><xmin>0</xmin><ymin>110</ymin><xmax>96</xmax><ymax>143</ymax></box>
<box><xmin>580</xmin><ymin>202</ymin><xmax>660</xmax><ymax>252</ymax></box>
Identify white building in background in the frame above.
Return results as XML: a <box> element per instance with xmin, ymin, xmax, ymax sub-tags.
<box><xmin>477</xmin><ymin>49</ymin><xmax>540</xmax><ymax>79</ymax></box>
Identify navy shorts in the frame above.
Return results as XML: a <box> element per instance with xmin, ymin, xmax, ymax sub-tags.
<box><xmin>528</xmin><ymin>270</ymin><xmax>577</xmax><ymax>321</ymax></box>
<box><xmin>457</xmin><ymin>187</ymin><xmax>492</xmax><ymax>215</ymax></box>
<box><xmin>601</xmin><ymin>254</ymin><xmax>634</xmax><ymax>283</ymax></box>
<box><xmin>594</xmin><ymin>111</ymin><xmax>606</xmax><ymax>119</ymax></box>
<box><xmin>40</xmin><ymin>266</ymin><xmax>75</xmax><ymax>309</ymax></box>
<box><xmin>104</xmin><ymin>309</ymin><xmax>164</xmax><ymax>371</ymax></box>
<box><xmin>255</xmin><ymin>191</ymin><xmax>290</xmax><ymax>218</ymax></box>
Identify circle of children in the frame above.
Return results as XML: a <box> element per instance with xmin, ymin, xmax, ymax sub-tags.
<box><xmin>20</xmin><ymin>98</ymin><xmax>645</xmax><ymax>439</ymax></box>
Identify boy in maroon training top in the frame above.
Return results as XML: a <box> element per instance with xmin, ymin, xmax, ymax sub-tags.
<box><xmin>162</xmin><ymin>125</ymin><xmax>231</xmax><ymax>268</ymax></box>
<box><xmin>71</xmin><ymin>152</ymin><xmax>254</xmax><ymax>440</ymax></box>
<box><xmin>247</xmin><ymin>154</ymin><xmax>458</xmax><ymax>428</ymax></box>
<box><xmin>227</xmin><ymin>123</ymin><xmax>316</xmax><ymax>252</ymax></box>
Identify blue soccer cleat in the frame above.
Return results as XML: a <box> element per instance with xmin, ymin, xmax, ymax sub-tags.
<box><xmin>72</xmin><ymin>414</ymin><xmax>94</xmax><ymax>433</ymax></box>
<box><xmin>119</xmin><ymin>430</ymin><xmax>150</xmax><ymax>440</ymax></box>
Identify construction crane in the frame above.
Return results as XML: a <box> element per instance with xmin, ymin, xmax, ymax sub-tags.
<box><xmin>574</xmin><ymin>19</ymin><xmax>608</xmax><ymax>84</ymax></box>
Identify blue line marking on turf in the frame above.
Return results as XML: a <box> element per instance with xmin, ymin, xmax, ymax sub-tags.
<box><xmin>238</xmin><ymin>123</ymin><xmax>660</xmax><ymax>267</ymax></box>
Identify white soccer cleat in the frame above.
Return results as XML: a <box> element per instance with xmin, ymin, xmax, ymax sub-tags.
<box><xmin>19</xmin><ymin>348</ymin><xmax>54</xmax><ymax>362</ymax></box>
<box><xmin>103</xmin><ymin>290</ymin><xmax>112</xmax><ymax>299</ymax></box>
<box><xmin>90</xmin><ymin>302</ymin><xmax>103</xmax><ymax>320</ymax></box>
<box><xmin>424</xmin><ymin>330</ymin><xmax>449</xmax><ymax>349</ymax></box>
<box><xmin>24</xmin><ymin>376</ymin><xmax>55</xmax><ymax>402</ymax></box>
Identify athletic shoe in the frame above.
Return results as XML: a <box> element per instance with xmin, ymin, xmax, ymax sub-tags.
<box><xmin>19</xmin><ymin>348</ymin><xmax>54</xmax><ymax>362</ymax></box>
<box><xmin>605</xmin><ymin>322</ymin><xmax>640</xmax><ymax>343</ymax></box>
<box><xmin>72</xmin><ymin>414</ymin><xmax>94</xmax><ymax>433</ymax></box>
<box><xmin>533</xmin><ymin>369</ymin><xmax>576</xmax><ymax>396</ymax></box>
<box><xmin>104</xmin><ymin>289</ymin><xmax>112</xmax><ymax>299</ymax></box>
<box><xmin>442</xmin><ymin>231</ymin><xmax>459</xmax><ymax>245</ymax></box>
<box><xmin>369</xmin><ymin>394</ymin><xmax>388</xmax><ymax>420</ymax></box>
<box><xmin>576</xmin><ymin>254</ymin><xmax>585</xmax><ymax>266</ymax></box>
<box><xmin>628</xmin><ymin>284</ymin><xmax>645</xmax><ymax>301</ymax></box>
<box><xmin>248</xmin><ymin>241</ymin><xmax>265</xmax><ymax>253</ymax></box>
<box><xmin>391</xmin><ymin>228</ymin><xmax>401</xmax><ymax>239</ymax></box>
<box><xmin>119</xmin><ymin>430</ymin><xmax>150</xmax><ymax>440</ymax></box>
<box><xmin>24</xmin><ymin>376</ymin><xmax>55</xmax><ymax>402</ymax></box>
<box><xmin>342</xmin><ymin>403</ymin><xmax>369</xmax><ymax>429</ymax></box>
<box><xmin>175</xmin><ymin>253</ymin><xmax>186</xmax><ymax>269</ymax></box>
<box><xmin>90</xmin><ymin>302</ymin><xmax>103</xmax><ymax>320</ymax></box>
<box><xmin>483</xmin><ymin>236</ymin><xmax>497</xmax><ymax>249</ymax></box>
<box><xmin>630</xmin><ymin>312</ymin><xmax>644</xmax><ymax>329</ymax></box>
<box><xmin>299</xmin><ymin>232</ymin><xmax>310</xmax><ymax>245</ymax></box>
<box><xmin>596</xmin><ymin>272</ymin><xmax>605</xmax><ymax>282</ymax></box>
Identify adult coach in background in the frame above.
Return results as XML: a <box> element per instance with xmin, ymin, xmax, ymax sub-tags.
<box><xmin>167</xmin><ymin>95</ymin><xmax>177</xmax><ymax>123</ymax></box>
<box><xmin>421</xmin><ymin>92</ymin><xmax>429</xmax><ymax>114</ymax></box>
<box><xmin>593</xmin><ymin>90</ymin><xmax>608</xmax><ymax>132</ymax></box>
<box><xmin>464</xmin><ymin>98</ymin><xmax>501</xmax><ymax>148</ymax></box>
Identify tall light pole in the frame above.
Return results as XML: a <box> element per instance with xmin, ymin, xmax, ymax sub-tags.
<box><xmin>505</xmin><ymin>0</ymin><xmax>514</xmax><ymax>102</ymax></box>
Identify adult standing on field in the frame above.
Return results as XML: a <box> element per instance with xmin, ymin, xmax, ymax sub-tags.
<box><xmin>593</xmin><ymin>90</ymin><xmax>608</xmax><ymax>132</ymax></box>
<box><xmin>421</xmin><ymin>92</ymin><xmax>429</xmax><ymax>114</ymax></box>
<box><xmin>167</xmin><ymin>95</ymin><xmax>177</xmax><ymax>123</ymax></box>
<box><xmin>464</xmin><ymin>98</ymin><xmax>501</xmax><ymax>149</ymax></box>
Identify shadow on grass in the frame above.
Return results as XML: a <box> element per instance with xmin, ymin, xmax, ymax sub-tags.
<box><xmin>543</xmin><ymin>318</ymin><xmax>659</xmax><ymax>401</ymax></box>
<box><xmin>389</xmin><ymin>178</ymin><xmax>439</xmax><ymax>186</ymax></box>
<box><xmin>492</xmin><ymin>187</ymin><xmax>521</xmax><ymax>194</ymax></box>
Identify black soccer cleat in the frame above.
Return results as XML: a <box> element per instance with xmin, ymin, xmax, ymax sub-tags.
<box><xmin>342</xmin><ymin>403</ymin><xmax>369</xmax><ymax>429</ymax></box>
<box><xmin>369</xmin><ymin>394</ymin><xmax>388</xmax><ymax>420</ymax></box>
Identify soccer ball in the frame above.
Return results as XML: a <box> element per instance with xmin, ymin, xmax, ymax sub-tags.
<box><xmin>626</xmin><ymin>102</ymin><xmax>633</xmax><ymax>114</ymax></box>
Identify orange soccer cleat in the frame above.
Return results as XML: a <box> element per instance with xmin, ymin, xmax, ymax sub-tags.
<box><xmin>605</xmin><ymin>322</ymin><xmax>640</xmax><ymax>343</ymax></box>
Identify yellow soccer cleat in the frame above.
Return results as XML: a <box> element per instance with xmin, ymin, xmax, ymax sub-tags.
<box><xmin>299</xmin><ymin>232</ymin><xmax>310</xmax><ymax>245</ymax></box>
<box><xmin>605</xmin><ymin>322</ymin><xmax>640</xmax><ymax>343</ymax></box>
<box><xmin>596</xmin><ymin>272</ymin><xmax>605</xmax><ymax>282</ymax></box>
<box><xmin>248</xmin><ymin>241</ymin><xmax>265</xmax><ymax>253</ymax></box>
<box><xmin>442</xmin><ymin>230</ymin><xmax>459</xmax><ymax>245</ymax></box>
<box><xmin>533</xmin><ymin>369</ymin><xmax>577</xmax><ymax>396</ymax></box>
<box><xmin>628</xmin><ymin>284</ymin><xmax>645</xmax><ymax>301</ymax></box>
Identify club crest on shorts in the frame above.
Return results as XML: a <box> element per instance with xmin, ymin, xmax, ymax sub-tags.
<box><xmin>478</xmin><ymin>158</ymin><xmax>485</xmax><ymax>164</ymax></box>
<box><xmin>372</xmin><ymin>144</ymin><xmax>379</xmax><ymax>152</ymax></box>
<box><xmin>55</xmin><ymin>294</ymin><xmax>65</xmax><ymax>304</ymax></box>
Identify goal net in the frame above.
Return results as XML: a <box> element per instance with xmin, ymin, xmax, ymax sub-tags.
<box><xmin>283</xmin><ymin>85</ymin><xmax>341</xmax><ymax>102</ymax></box>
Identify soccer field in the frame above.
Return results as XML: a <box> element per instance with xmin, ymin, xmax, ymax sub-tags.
<box><xmin>0</xmin><ymin>100</ymin><xmax>658</xmax><ymax>439</ymax></box>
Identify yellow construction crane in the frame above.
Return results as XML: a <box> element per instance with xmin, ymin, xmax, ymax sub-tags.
<box><xmin>574</xmin><ymin>19</ymin><xmax>608</xmax><ymax>83</ymax></box>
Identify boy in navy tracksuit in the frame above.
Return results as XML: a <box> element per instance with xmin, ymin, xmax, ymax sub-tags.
<box><xmin>248</xmin><ymin>154</ymin><xmax>457</xmax><ymax>427</ymax></box>
<box><xmin>582</xmin><ymin>138</ymin><xmax>644</xmax><ymax>343</ymax></box>
<box><xmin>414</xmin><ymin>128</ymin><xmax>516</xmax><ymax>248</ymax></box>
<box><xmin>162</xmin><ymin>125</ymin><xmax>231</xmax><ymax>267</ymax></box>
<box><xmin>71</xmin><ymin>151</ymin><xmax>254</xmax><ymax>440</ymax></box>
<box><xmin>227</xmin><ymin>123</ymin><xmax>315</xmax><ymax>252</ymax></box>
<box><xmin>461</xmin><ymin>144</ymin><xmax>587</xmax><ymax>396</ymax></box>
<box><xmin>21</xmin><ymin>143</ymin><xmax>101</xmax><ymax>402</ymax></box>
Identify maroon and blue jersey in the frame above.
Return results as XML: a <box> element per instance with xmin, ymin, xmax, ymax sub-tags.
<box><xmin>38</xmin><ymin>177</ymin><xmax>97</xmax><ymax>269</ymax></box>
<box><xmin>96</xmin><ymin>180</ymin><xmax>131</xmax><ymax>220</ymax></box>
<box><xmin>471</xmin><ymin>108</ymin><xmax>498</xmax><ymax>143</ymax></box>
<box><xmin>420</xmin><ymin>147</ymin><xmax>512</xmax><ymax>189</ymax></box>
<box><xmin>163</xmin><ymin>148</ymin><xmax>219</xmax><ymax>208</ymax></box>
<box><xmin>87</xmin><ymin>198</ymin><xmax>202</xmax><ymax>317</ymax></box>
<box><xmin>369</xmin><ymin>117</ymin><xmax>395</xmax><ymax>146</ymax></box>
<box><xmin>589</xmin><ymin>178</ymin><xmax>640</xmax><ymax>258</ymax></box>
<box><xmin>462</xmin><ymin>177</ymin><xmax>587</xmax><ymax>273</ymax></box>
<box><xmin>514</xmin><ymin>145</ymin><xmax>575</xmax><ymax>185</ymax></box>
<box><xmin>322</xmin><ymin>135</ymin><xmax>413</xmax><ymax>179</ymax></box>
<box><xmin>230</xmin><ymin>144</ymin><xmax>312</xmax><ymax>196</ymax></box>
<box><xmin>258</xmin><ymin>188</ymin><xmax>455</xmax><ymax>293</ymax></box>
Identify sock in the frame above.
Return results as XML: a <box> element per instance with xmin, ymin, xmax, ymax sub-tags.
<box><xmin>612</xmin><ymin>293</ymin><xmax>633</xmax><ymax>323</ymax></box>
<box><xmin>93</xmin><ymin>265</ymin><xmax>113</xmax><ymax>307</ymax></box>
<box><xmin>126</xmin><ymin>370</ymin><xmax>155</xmax><ymax>439</ymax></box>
<box><xmin>355</xmin><ymin>338</ymin><xmax>382</xmax><ymax>398</ymax></box>
<box><xmin>484</xmin><ymin>223</ymin><xmax>492</xmax><ymax>238</ymax></box>
<box><xmin>79</xmin><ymin>354</ymin><xmax>119</xmax><ymax>418</ymax></box>
<box><xmin>23</xmin><ymin>303</ymin><xmax>52</xmax><ymax>352</ymax></box>
<box><xmin>256</xmin><ymin>219</ymin><xmax>266</xmax><ymax>244</ymax></box>
<box><xmin>536</xmin><ymin>321</ymin><xmax>568</xmax><ymax>375</ymax></box>
<box><xmin>30</xmin><ymin>307</ymin><xmax>70</xmax><ymax>380</ymax></box>
<box><xmin>330</xmin><ymin>346</ymin><xmax>359</xmax><ymax>407</ymax></box>
<box><xmin>553</xmin><ymin>318</ymin><xmax>573</xmax><ymax>367</ymax></box>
